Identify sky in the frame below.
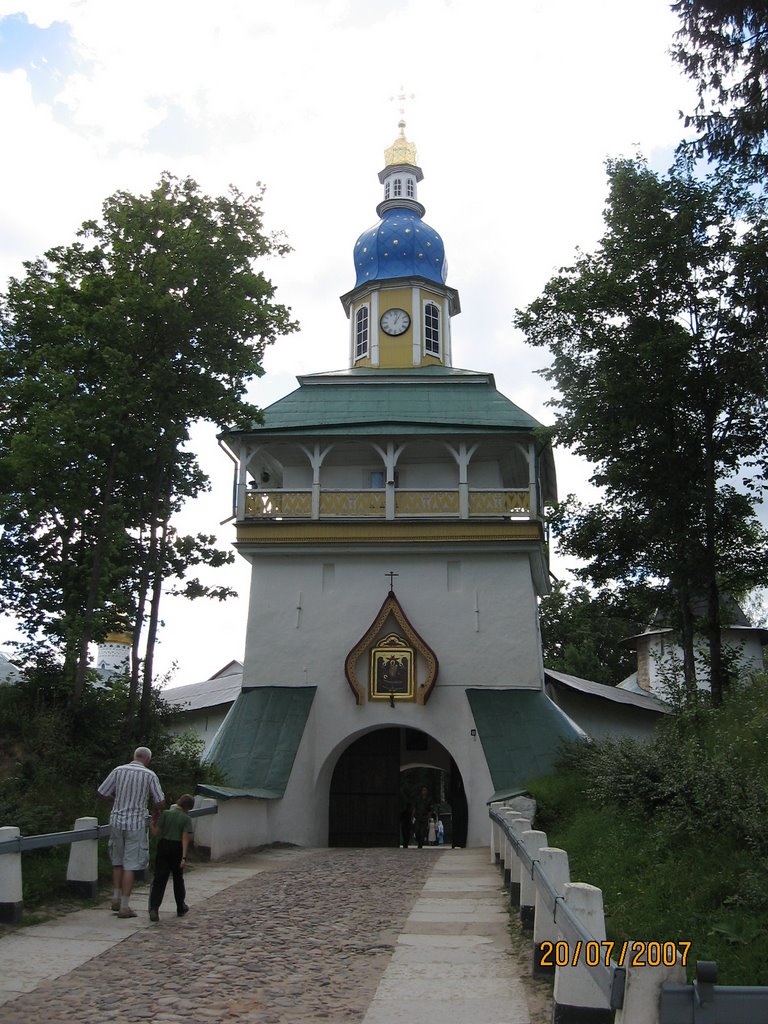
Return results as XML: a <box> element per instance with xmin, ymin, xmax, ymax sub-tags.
<box><xmin>0</xmin><ymin>0</ymin><xmax>698</xmax><ymax>688</ymax></box>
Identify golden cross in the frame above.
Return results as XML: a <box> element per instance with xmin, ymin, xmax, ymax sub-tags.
<box><xmin>390</xmin><ymin>87</ymin><xmax>415</xmax><ymax>131</ymax></box>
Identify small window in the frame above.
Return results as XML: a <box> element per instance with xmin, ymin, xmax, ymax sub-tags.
<box><xmin>406</xmin><ymin>177</ymin><xmax>415</xmax><ymax>198</ymax></box>
<box><xmin>355</xmin><ymin>306</ymin><xmax>369</xmax><ymax>359</ymax></box>
<box><xmin>424</xmin><ymin>302</ymin><xmax>440</xmax><ymax>356</ymax></box>
<box><xmin>393</xmin><ymin>178</ymin><xmax>402</xmax><ymax>198</ymax></box>
<box><xmin>370</xmin><ymin>470</ymin><xmax>398</xmax><ymax>488</ymax></box>
<box><xmin>384</xmin><ymin>181</ymin><xmax>391</xmax><ymax>200</ymax></box>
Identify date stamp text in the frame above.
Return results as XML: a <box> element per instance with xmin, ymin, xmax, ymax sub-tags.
<box><xmin>539</xmin><ymin>940</ymin><xmax>692</xmax><ymax>968</ymax></box>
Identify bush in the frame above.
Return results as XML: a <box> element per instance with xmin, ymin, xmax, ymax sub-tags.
<box><xmin>528</xmin><ymin>672</ymin><xmax>768</xmax><ymax>984</ymax></box>
<box><xmin>0</xmin><ymin>665</ymin><xmax>228</xmax><ymax>910</ymax></box>
<box><xmin>0</xmin><ymin>664</ymin><xmax>224</xmax><ymax>833</ymax></box>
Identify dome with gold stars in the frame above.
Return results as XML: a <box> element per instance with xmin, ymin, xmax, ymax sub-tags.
<box><xmin>352</xmin><ymin>120</ymin><xmax>448</xmax><ymax>289</ymax></box>
<box><xmin>353</xmin><ymin>209</ymin><xmax>447</xmax><ymax>287</ymax></box>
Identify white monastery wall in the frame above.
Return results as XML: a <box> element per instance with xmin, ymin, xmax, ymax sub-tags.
<box><xmin>643</xmin><ymin>630</ymin><xmax>765</xmax><ymax>697</ymax></box>
<box><xmin>239</xmin><ymin>547</ymin><xmax>541</xmax><ymax>847</ymax></box>
<box><xmin>168</xmin><ymin>707</ymin><xmax>230</xmax><ymax>757</ymax></box>
<box><xmin>243</xmin><ymin>549</ymin><xmax>543</xmax><ymax>692</ymax></box>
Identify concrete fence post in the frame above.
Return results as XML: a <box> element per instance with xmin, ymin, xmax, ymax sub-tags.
<box><xmin>552</xmin><ymin>882</ymin><xmax>613</xmax><ymax>1024</ymax></box>
<box><xmin>491</xmin><ymin>803</ymin><xmax>507</xmax><ymax>866</ymax></box>
<box><xmin>520</xmin><ymin>829</ymin><xmax>548</xmax><ymax>933</ymax></box>
<box><xmin>613</xmin><ymin>945</ymin><xmax>686</xmax><ymax>1024</ymax></box>
<box><xmin>506</xmin><ymin>795</ymin><xmax>537</xmax><ymax>821</ymax></box>
<box><xmin>0</xmin><ymin>826</ymin><xmax>23</xmax><ymax>923</ymax></box>
<box><xmin>66</xmin><ymin>816</ymin><xmax>99</xmax><ymax>899</ymax></box>
<box><xmin>489</xmin><ymin>806</ymin><xmax>501</xmax><ymax>865</ymax></box>
<box><xmin>507</xmin><ymin>816</ymin><xmax>531</xmax><ymax>908</ymax></box>
<box><xmin>191</xmin><ymin>797</ymin><xmax>217</xmax><ymax>861</ymax></box>
<box><xmin>494</xmin><ymin>816</ymin><xmax>505</xmax><ymax>869</ymax></box>
<box><xmin>533</xmin><ymin>847</ymin><xmax>571</xmax><ymax>977</ymax></box>
<box><xmin>500</xmin><ymin>810</ymin><xmax>520</xmax><ymax>887</ymax></box>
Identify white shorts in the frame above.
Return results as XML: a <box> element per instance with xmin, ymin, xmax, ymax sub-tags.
<box><xmin>108</xmin><ymin>827</ymin><xmax>149</xmax><ymax>871</ymax></box>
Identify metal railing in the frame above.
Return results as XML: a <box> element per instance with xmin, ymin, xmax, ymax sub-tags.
<box><xmin>0</xmin><ymin>804</ymin><xmax>218</xmax><ymax>856</ymax></box>
<box><xmin>490</xmin><ymin>807</ymin><xmax>626</xmax><ymax>1011</ymax></box>
<box><xmin>491</xmin><ymin>807</ymin><xmax>768</xmax><ymax>1022</ymax></box>
<box><xmin>660</xmin><ymin>961</ymin><xmax>768</xmax><ymax>1023</ymax></box>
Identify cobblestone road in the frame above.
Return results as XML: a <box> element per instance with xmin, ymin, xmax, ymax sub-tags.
<box><xmin>2</xmin><ymin>849</ymin><xmax>436</xmax><ymax>1024</ymax></box>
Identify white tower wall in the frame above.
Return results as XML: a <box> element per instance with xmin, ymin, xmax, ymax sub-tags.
<box><xmin>239</xmin><ymin>547</ymin><xmax>544</xmax><ymax>846</ymax></box>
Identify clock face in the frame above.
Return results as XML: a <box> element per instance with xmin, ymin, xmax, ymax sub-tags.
<box><xmin>380</xmin><ymin>308</ymin><xmax>411</xmax><ymax>336</ymax></box>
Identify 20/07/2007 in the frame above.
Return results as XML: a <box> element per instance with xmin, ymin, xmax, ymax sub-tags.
<box><xmin>539</xmin><ymin>940</ymin><xmax>691</xmax><ymax>968</ymax></box>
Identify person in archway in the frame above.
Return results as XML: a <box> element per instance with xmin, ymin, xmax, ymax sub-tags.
<box><xmin>413</xmin><ymin>785</ymin><xmax>433</xmax><ymax>849</ymax></box>
<box><xmin>400</xmin><ymin>802</ymin><xmax>413</xmax><ymax>847</ymax></box>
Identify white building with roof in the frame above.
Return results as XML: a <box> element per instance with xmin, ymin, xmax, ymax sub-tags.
<box><xmin>617</xmin><ymin>599</ymin><xmax>767</xmax><ymax>700</ymax></box>
<box><xmin>165</xmin><ymin>661</ymin><xmax>244</xmax><ymax>755</ymax></box>
<box><xmin>185</xmin><ymin>122</ymin><xmax>667</xmax><ymax>850</ymax></box>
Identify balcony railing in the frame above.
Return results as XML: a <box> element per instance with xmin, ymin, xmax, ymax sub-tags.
<box><xmin>243</xmin><ymin>487</ymin><xmax>533</xmax><ymax>521</ymax></box>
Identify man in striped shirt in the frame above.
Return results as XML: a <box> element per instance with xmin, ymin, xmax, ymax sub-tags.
<box><xmin>98</xmin><ymin>746</ymin><xmax>165</xmax><ymax>919</ymax></box>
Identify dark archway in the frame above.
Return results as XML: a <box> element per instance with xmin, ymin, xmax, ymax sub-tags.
<box><xmin>448</xmin><ymin>755</ymin><xmax>469</xmax><ymax>848</ymax></box>
<box><xmin>328</xmin><ymin>729</ymin><xmax>400</xmax><ymax>847</ymax></box>
<box><xmin>328</xmin><ymin>727</ymin><xmax>468</xmax><ymax>848</ymax></box>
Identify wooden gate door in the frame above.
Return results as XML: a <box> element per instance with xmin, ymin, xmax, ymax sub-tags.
<box><xmin>328</xmin><ymin>729</ymin><xmax>400</xmax><ymax>847</ymax></box>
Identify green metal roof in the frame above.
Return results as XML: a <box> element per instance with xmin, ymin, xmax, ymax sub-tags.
<box><xmin>199</xmin><ymin>686</ymin><xmax>316</xmax><ymax>800</ymax></box>
<box><xmin>226</xmin><ymin>367</ymin><xmax>546</xmax><ymax>438</ymax></box>
<box><xmin>466</xmin><ymin>688</ymin><xmax>585</xmax><ymax>799</ymax></box>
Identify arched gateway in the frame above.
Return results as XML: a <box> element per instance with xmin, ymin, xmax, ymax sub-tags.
<box><xmin>328</xmin><ymin>727</ymin><xmax>467</xmax><ymax>848</ymax></box>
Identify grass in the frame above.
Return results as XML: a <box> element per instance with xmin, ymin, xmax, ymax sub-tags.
<box><xmin>15</xmin><ymin>843</ymin><xmax>115</xmax><ymax>906</ymax></box>
<box><xmin>529</xmin><ymin>771</ymin><xmax>768</xmax><ymax>985</ymax></box>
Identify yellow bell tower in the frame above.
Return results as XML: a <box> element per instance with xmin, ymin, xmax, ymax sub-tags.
<box><xmin>340</xmin><ymin>119</ymin><xmax>460</xmax><ymax>370</ymax></box>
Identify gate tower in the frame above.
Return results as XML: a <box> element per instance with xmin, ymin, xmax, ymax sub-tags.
<box><xmin>212</xmin><ymin>120</ymin><xmax>581</xmax><ymax>847</ymax></box>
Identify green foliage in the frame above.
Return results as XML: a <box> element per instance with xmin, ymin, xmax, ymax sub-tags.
<box><xmin>153</xmin><ymin>729</ymin><xmax>227</xmax><ymax>803</ymax></box>
<box><xmin>539</xmin><ymin>582</ymin><xmax>649</xmax><ymax>685</ymax></box>
<box><xmin>516</xmin><ymin>156</ymin><xmax>768</xmax><ymax>702</ymax></box>
<box><xmin>0</xmin><ymin>663</ymin><xmax>224</xmax><ymax>838</ymax></box>
<box><xmin>673</xmin><ymin>2</ymin><xmax>768</xmax><ymax>181</ymax></box>
<box><xmin>529</xmin><ymin>673</ymin><xmax>768</xmax><ymax>982</ymax></box>
<box><xmin>0</xmin><ymin>173</ymin><xmax>298</xmax><ymax>713</ymax></box>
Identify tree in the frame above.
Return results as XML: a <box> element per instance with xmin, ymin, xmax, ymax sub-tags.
<box><xmin>515</xmin><ymin>156</ymin><xmax>768</xmax><ymax>705</ymax></box>
<box><xmin>0</xmin><ymin>173</ymin><xmax>297</xmax><ymax>728</ymax></box>
<box><xmin>539</xmin><ymin>582</ymin><xmax>649</xmax><ymax>686</ymax></box>
<box><xmin>673</xmin><ymin>2</ymin><xmax>768</xmax><ymax>180</ymax></box>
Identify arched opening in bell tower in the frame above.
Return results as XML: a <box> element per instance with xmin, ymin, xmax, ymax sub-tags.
<box><xmin>327</xmin><ymin>727</ymin><xmax>467</xmax><ymax>849</ymax></box>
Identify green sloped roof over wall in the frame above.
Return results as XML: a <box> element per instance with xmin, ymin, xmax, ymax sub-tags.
<box><xmin>227</xmin><ymin>367</ymin><xmax>545</xmax><ymax>437</ymax></box>
<box><xmin>466</xmin><ymin>688</ymin><xmax>585</xmax><ymax>800</ymax></box>
<box><xmin>199</xmin><ymin>686</ymin><xmax>316</xmax><ymax>800</ymax></box>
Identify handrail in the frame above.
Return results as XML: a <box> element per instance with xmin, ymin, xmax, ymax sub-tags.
<box><xmin>243</xmin><ymin>485</ymin><xmax>535</xmax><ymax>521</ymax></box>
<box><xmin>0</xmin><ymin>804</ymin><xmax>218</xmax><ymax>856</ymax></box>
<box><xmin>489</xmin><ymin>807</ymin><xmax>626</xmax><ymax>1011</ymax></box>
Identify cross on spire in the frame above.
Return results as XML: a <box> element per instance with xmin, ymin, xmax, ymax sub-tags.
<box><xmin>390</xmin><ymin>86</ymin><xmax>415</xmax><ymax>133</ymax></box>
<box><xmin>385</xmin><ymin>571</ymin><xmax>399</xmax><ymax>592</ymax></box>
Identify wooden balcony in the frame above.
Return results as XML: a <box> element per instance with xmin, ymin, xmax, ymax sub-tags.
<box><xmin>242</xmin><ymin>487</ymin><xmax>534</xmax><ymax>521</ymax></box>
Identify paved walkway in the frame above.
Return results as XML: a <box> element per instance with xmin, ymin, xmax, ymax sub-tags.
<box><xmin>0</xmin><ymin>846</ymin><xmax>542</xmax><ymax>1023</ymax></box>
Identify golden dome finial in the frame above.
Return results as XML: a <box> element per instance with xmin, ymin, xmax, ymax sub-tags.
<box><xmin>385</xmin><ymin>87</ymin><xmax>417</xmax><ymax>167</ymax></box>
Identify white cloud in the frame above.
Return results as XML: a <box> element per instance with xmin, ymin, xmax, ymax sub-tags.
<box><xmin>0</xmin><ymin>0</ymin><xmax>698</xmax><ymax>682</ymax></box>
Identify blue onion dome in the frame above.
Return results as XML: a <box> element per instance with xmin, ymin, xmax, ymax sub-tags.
<box><xmin>354</xmin><ymin>209</ymin><xmax>447</xmax><ymax>287</ymax></box>
<box><xmin>353</xmin><ymin>120</ymin><xmax>448</xmax><ymax>287</ymax></box>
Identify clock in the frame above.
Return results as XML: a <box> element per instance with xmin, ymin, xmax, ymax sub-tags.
<box><xmin>380</xmin><ymin>308</ymin><xmax>411</xmax><ymax>336</ymax></box>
